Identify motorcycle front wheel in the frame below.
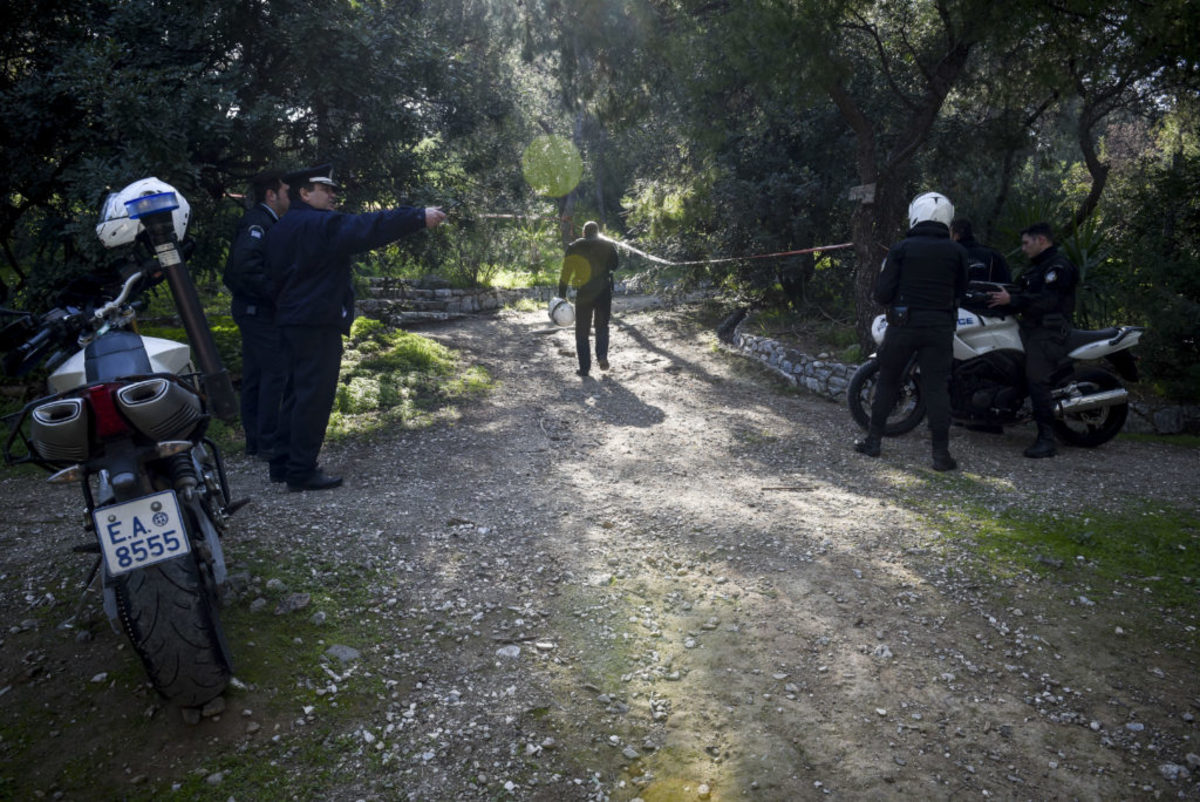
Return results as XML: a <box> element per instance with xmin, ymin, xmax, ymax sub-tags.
<box><xmin>847</xmin><ymin>357</ymin><xmax>926</xmax><ymax>436</ymax></box>
<box><xmin>112</xmin><ymin>549</ymin><xmax>232</xmax><ymax>706</ymax></box>
<box><xmin>1052</xmin><ymin>367</ymin><xmax>1129</xmax><ymax>448</ymax></box>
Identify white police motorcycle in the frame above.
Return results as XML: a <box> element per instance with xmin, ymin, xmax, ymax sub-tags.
<box><xmin>847</xmin><ymin>282</ymin><xmax>1144</xmax><ymax>447</ymax></box>
<box><xmin>1</xmin><ymin>179</ymin><xmax>241</xmax><ymax>706</ymax></box>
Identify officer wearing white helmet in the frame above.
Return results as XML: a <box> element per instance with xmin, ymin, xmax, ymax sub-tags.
<box><xmin>855</xmin><ymin>191</ymin><xmax>969</xmax><ymax>471</ymax></box>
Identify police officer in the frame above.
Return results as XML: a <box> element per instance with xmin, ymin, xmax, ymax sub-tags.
<box><xmin>855</xmin><ymin>191</ymin><xmax>968</xmax><ymax>471</ymax></box>
<box><xmin>558</xmin><ymin>221</ymin><xmax>618</xmax><ymax>377</ymax></box>
<box><xmin>950</xmin><ymin>218</ymin><xmax>1011</xmax><ymax>284</ymax></box>
<box><xmin>988</xmin><ymin>222</ymin><xmax>1078</xmax><ymax>458</ymax></box>
<box><xmin>223</xmin><ymin>169</ymin><xmax>289</xmax><ymax>459</ymax></box>
<box><xmin>265</xmin><ymin>164</ymin><xmax>448</xmax><ymax>491</ymax></box>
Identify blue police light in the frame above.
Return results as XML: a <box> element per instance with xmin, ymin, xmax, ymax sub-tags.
<box><xmin>125</xmin><ymin>192</ymin><xmax>179</xmax><ymax>220</ymax></box>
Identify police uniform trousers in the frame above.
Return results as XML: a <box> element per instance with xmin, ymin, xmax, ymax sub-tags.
<box><xmin>574</xmin><ymin>282</ymin><xmax>612</xmax><ymax>373</ymax></box>
<box><xmin>1021</xmin><ymin>324</ymin><xmax>1069</xmax><ymax>427</ymax></box>
<box><xmin>869</xmin><ymin>323</ymin><xmax>954</xmax><ymax>447</ymax></box>
<box><xmin>233</xmin><ymin>305</ymin><xmax>286</xmax><ymax>456</ymax></box>
<box><xmin>271</xmin><ymin>325</ymin><xmax>344</xmax><ymax>483</ymax></box>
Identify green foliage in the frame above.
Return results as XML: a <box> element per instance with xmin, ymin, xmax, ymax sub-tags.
<box><xmin>1096</xmin><ymin>136</ymin><xmax>1200</xmax><ymax>400</ymax></box>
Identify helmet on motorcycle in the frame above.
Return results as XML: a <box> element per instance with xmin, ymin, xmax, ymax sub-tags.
<box><xmin>907</xmin><ymin>191</ymin><xmax>954</xmax><ymax>230</ymax></box>
<box><xmin>96</xmin><ymin>177</ymin><xmax>191</xmax><ymax>248</ymax></box>
<box><xmin>549</xmin><ymin>296</ymin><xmax>575</xmax><ymax>327</ymax></box>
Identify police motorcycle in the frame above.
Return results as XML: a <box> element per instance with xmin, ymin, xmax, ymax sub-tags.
<box><xmin>0</xmin><ymin>178</ymin><xmax>242</xmax><ymax>707</ymax></box>
<box><xmin>847</xmin><ymin>282</ymin><xmax>1144</xmax><ymax>448</ymax></box>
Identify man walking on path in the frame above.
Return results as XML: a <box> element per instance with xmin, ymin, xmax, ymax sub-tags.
<box><xmin>558</xmin><ymin>221</ymin><xmax>618</xmax><ymax>378</ymax></box>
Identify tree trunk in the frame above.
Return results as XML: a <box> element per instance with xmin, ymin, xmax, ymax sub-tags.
<box><xmin>851</xmin><ymin>182</ymin><xmax>905</xmax><ymax>352</ymax></box>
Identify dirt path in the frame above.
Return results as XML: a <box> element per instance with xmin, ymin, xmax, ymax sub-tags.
<box><xmin>2</xmin><ymin>298</ymin><xmax>1198</xmax><ymax>801</ymax></box>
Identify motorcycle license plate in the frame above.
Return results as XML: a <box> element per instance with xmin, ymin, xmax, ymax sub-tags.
<box><xmin>93</xmin><ymin>490</ymin><xmax>190</xmax><ymax>575</ymax></box>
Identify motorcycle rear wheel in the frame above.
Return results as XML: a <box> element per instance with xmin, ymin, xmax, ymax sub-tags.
<box><xmin>112</xmin><ymin>550</ymin><xmax>231</xmax><ymax>706</ymax></box>
<box><xmin>847</xmin><ymin>357</ymin><xmax>926</xmax><ymax>436</ymax></box>
<box><xmin>1052</xmin><ymin>367</ymin><xmax>1129</xmax><ymax>448</ymax></box>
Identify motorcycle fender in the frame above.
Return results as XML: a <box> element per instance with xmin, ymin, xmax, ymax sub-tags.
<box><xmin>1105</xmin><ymin>350</ymin><xmax>1139</xmax><ymax>383</ymax></box>
<box><xmin>192</xmin><ymin>500</ymin><xmax>227</xmax><ymax>586</ymax></box>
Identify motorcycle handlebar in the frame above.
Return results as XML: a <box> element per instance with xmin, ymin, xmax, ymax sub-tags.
<box><xmin>91</xmin><ymin>272</ymin><xmax>144</xmax><ymax>323</ymax></box>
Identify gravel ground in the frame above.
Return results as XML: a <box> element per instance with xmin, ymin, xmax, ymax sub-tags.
<box><xmin>1</xmin><ymin>297</ymin><xmax>1198</xmax><ymax>801</ymax></box>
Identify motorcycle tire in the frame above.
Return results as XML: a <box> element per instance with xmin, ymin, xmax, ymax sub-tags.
<box><xmin>847</xmin><ymin>357</ymin><xmax>926</xmax><ymax>436</ymax></box>
<box><xmin>112</xmin><ymin>549</ymin><xmax>231</xmax><ymax>706</ymax></box>
<box><xmin>1052</xmin><ymin>367</ymin><xmax>1129</xmax><ymax>448</ymax></box>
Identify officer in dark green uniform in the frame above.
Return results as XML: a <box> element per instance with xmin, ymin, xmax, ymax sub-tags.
<box><xmin>223</xmin><ymin>169</ymin><xmax>289</xmax><ymax>459</ymax></box>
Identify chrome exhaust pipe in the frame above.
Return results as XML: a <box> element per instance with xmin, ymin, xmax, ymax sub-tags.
<box><xmin>1056</xmin><ymin>387</ymin><xmax>1128</xmax><ymax>415</ymax></box>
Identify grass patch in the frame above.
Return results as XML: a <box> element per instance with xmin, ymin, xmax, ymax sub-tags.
<box><xmin>910</xmin><ymin>476</ymin><xmax>1200</xmax><ymax>612</ymax></box>
<box><xmin>507</xmin><ymin>296</ymin><xmax>543</xmax><ymax>313</ymax></box>
<box><xmin>1119</xmin><ymin>432</ymin><xmax>1200</xmax><ymax>448</ymax></box>
<box><xmin>486</xmin><ymin>265</ymin><xmax>558</xmax><ymax>289</ymax></box>
<box><xmin>327</xmin><ymin>321</ymin><xmax>495</xmax><ymax>440</ymax></box>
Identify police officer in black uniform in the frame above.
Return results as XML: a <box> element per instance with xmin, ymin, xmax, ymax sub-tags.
<box><xmin>558</xmin><ymin>220</ymin><xmax>619</xmax><ymax>377</ymax></box>
<box><xmin>264</xmin><ymin>164</ymin><xmax>448</xmax><ymax>491</ymax></box>
<box><xmin>988</xmin><ymin>222</ymin><xmax>1078</xmax><ymax>458</ymax></box>
<box><xmin>223</xmin><ymin>169</ymin><xmax>290</xmax><ymax>459</ymax></box>
<box><xmin>950</xmin><ymin>218</ymin><xmax>1011</xmax><ymax>284</ymax></box>
<box><xmin>855</xmin><ymin>191</ymin><xmax>968</xmax><ymax>471</ymax></box>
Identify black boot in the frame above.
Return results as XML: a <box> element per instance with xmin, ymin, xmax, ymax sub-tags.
<box><xmin>1023</xmin><ymin>423</ymin><xmax>1057</xmax><ymax>459</ymax></box>
<box><xmin>854</xmin><ymin>435</ymin><xmax>881</xmax><ymax>457</ymax></box>
<box><xmin>931</xmin><ymin>449</ymin><xmax>958</xmax><ymax>471</ymax></box>
<box><xmin>931</xmin><ymin>436</ymin><xmax>957</xmax><ymax>471</ymax></box>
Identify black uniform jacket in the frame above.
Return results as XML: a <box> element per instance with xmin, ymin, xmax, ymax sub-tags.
<box><xmin>958</xmin><ymin>235</ymin><xmax>1012</xmax><ymax>284</ymax></box>
<box><xmin>223</xmin><ymin>202</ymin><xmax>281</xmax><ymax>317</ymax></box>
<box><xmin>266</xmin><ymin>199</ymin><xmax>426</xmax><ymax>334</ymax></box>
<box><xmin>874</xmin><ymin>221</ymin><xmax>969</xmax><ymax>327</ymax></box>
<box><xmin>1008</xmin><ymin>245</ymin><xmax>1078</xmax><ymax>328</ymax></box>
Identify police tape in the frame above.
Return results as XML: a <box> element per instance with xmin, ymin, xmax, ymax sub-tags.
<box><xmin>609</xmin><ymin>240</ymin><xmax>855</xmax><ymax>267</ymax></box>
<box><xmin>473</xmin><ymin>213</ymin><xmax>855</xmax><ymax>266</ymax></box>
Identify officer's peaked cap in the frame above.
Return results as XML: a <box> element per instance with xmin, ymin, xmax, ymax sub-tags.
<box><xmin>283</xmin><ymin>163</ymin><xmax>339</xmax><ymax>189</ymax></box>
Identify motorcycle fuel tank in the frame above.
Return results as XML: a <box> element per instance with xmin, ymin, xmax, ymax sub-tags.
<box><xmin>953</xmin><ymin>309</ymin><xmax>1022</xmax><ymax>361</ymax></box>
<box><xmin>49</xmin><ymin>335</ymin><xmax>193</xmax><ymax>393</ymax></box>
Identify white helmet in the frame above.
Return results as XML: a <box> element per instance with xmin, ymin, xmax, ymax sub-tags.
<box><xmin>907</xmin><ymin>191</ymin><xmax>954</xmax><ymax>229</ymax></box>
<box><xmin>549</xmin><ymin>296</ymin><xmax>575</xmax><ymax>327</ymax></box>
<box><xmin>96</xmin><ymin>177</ymin><xmax>191</xmax><ymax>248</ymax></box>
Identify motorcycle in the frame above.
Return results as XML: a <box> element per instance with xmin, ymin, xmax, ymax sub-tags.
<box><xmin>1</xmin><ymin>178</ymin><xmax>242</xmax><ymax>706</ymax></box>
<box><xmin>847</xmin><ymin>281</ymin><xmax>1144</xmax><ymax>447</ymax></box>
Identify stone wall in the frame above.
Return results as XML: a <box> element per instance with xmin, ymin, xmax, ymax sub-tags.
<box><xmin>358</xmin><ymin>279</ymin><xmax>555</xmax><ymax>327</ymax></box>
<box><xmin>726</xmin><ymin>315</ymin><xmax>1200</xmax><ymax>436</ymax></box>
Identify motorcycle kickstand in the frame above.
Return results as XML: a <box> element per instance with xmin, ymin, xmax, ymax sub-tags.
<box><xmin>57</xmin><ymin>555</ymin><xmax>102</xmax><ymax>631</ymax></box>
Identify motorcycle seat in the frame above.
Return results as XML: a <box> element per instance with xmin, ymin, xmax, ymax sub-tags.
<box><xmin>1066</xmin><ymin>327</ymin><xmax>1121</xmax><ymax>351</ymax></box>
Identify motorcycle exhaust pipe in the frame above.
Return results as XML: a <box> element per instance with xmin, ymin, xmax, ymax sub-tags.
<box><xmin>1056</xmin><ymin>388</ymin><xmax>1128</xmax><ymax>415</ymax></box>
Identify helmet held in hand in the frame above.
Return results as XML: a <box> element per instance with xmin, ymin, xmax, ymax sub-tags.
<box><xmin>549</xmin><ymin>296</ymin><xmax>575</xmax><ymax>327</ymax></box>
